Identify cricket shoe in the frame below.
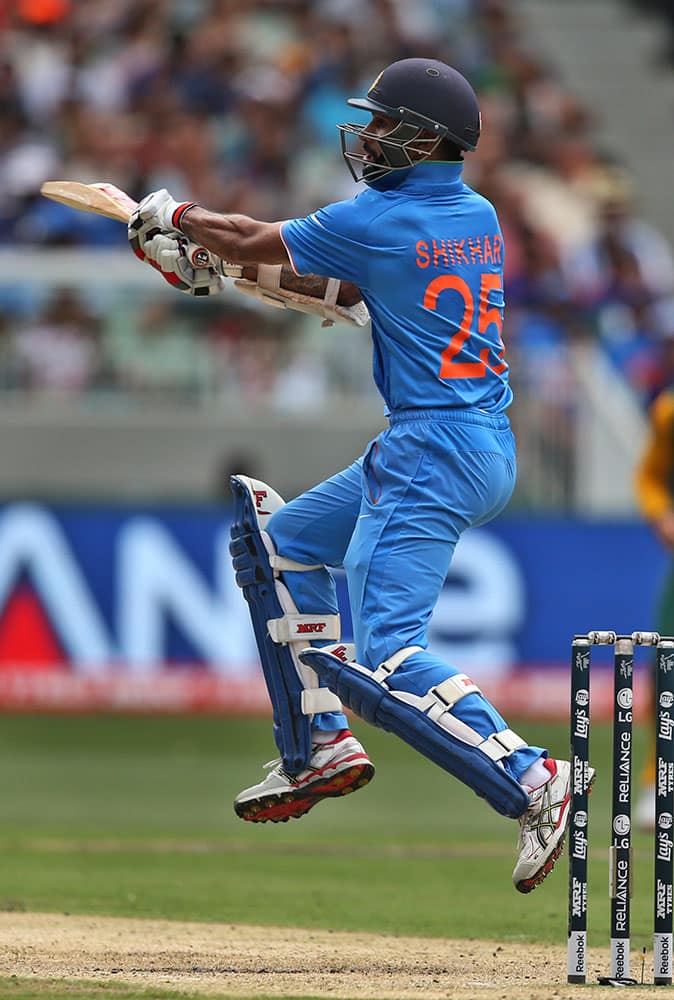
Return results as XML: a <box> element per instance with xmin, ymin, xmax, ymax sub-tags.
<box><xmin>234</xmin><ymin>729</ymin><xmax>374</xmax><ymax>823</ymax></box>
<box><xmin>512</xmin><ymin>758</ymin><xmax>595</xmax><ymax>894</ymax></box>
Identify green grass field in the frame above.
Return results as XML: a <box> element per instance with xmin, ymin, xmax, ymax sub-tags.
<box><xmin>0</xmin><ymin>712</ymin><xmax>656</xmax><ymax>998</ymax></box>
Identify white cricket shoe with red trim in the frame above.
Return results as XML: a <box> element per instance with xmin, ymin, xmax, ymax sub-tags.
<box><xmin>234</xmin><ymin>729</ymin><xmax>374</xmax><ymax>823</ymax></box>
<box><xmin>513</xmin><ymin>758</ymin><xmax>594</xmax><ymax>893</ymax></box>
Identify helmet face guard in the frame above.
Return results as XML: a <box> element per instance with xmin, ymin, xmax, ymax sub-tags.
<box><xmin>338</xmin><ymin>59</ymin><xmax>480</xmax><ymax>185</ymax></box>
<box><xmin>338</xmin><ymin>111</ymin><xmax>446</xmax><ymax>184</ymax></box>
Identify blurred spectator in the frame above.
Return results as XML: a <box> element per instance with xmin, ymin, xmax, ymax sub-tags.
<box><xmin>13</xmin><ymin>288</ymin><xmax>101</xmax><ymax>393</ymax></box>
<box><xmin>642</xmin><ymin>298</ymin><xmax>674</xmax><ymax>404</ymax></box>
<box><xmin>564</xmin><ymin>167</ymin><xmax>674</xmax><ymax>307</ymax></box>
<box><xmin>0</xmin><ymin>315</ymin><xmax>25</xmax><ymax>391</ymax></box>
<box><xmin>206</xmin><ymin>305</ymin><xmax>298</xmax><ymax>404</ymax></box>
<box><xmin>101</xmin><ymin>298</ymin><xmax>210</xmax><ymax>399</ymax></box>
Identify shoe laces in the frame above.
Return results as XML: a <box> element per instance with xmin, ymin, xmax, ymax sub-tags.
<box><xmin>263</xmin><ymin>757</ymin><xmax>296</xmax><ymax>781</ymax></box>
<box><xmin>262</xmin><ymin>737</ymin><xmax>336</xmax><ymax>780</ymax></box>
<box><xmin>264</xmin><ymin>754</ymin><xmax>319</xmax><ymax>783</ymax></box>
<box><xmin>518</xmin><ymin>780</ymin><xmax>559</xmax><ymax>842</ymax></box>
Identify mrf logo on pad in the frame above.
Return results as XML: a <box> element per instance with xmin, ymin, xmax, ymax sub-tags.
<box><xmin>296</xmin><ymin>622</ymin><xmax>327</xmax><ymax>635</ymax></box>
<box><xmin>253</xmin><ymin>490</ymin><xmax>271</xmax><ymax>515</ymax></box>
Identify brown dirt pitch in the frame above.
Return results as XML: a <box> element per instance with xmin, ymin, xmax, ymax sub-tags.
<box><xmin>0</xmin><ymin>912</ymin><xmax>668</xmax><ymax>999</ymax></box>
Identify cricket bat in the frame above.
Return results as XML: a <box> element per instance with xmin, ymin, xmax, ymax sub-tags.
<box><xmin>39</xmin><ymin>180</ymin><xmax>214</xmax><ymax>268</ymax></box>
<box><xmin>40</xmin><ymin>181</ymin><xmax>139</xmax><ymax>223</ymax></box>
<box><xmin>38</xmin><ymin>181</ymin><xmax>356</xmax><ymax>310</ymax></box>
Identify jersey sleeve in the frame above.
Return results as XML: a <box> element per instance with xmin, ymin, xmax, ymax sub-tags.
<box><xmin>635</xmin><ymin>390</ymin><xmax>674</xmax><ymax>521</ymax></box>
<box><xmin>281</xmin><ymin>197</ymin><xmax>373</xmax><ymax>285</ymax></box>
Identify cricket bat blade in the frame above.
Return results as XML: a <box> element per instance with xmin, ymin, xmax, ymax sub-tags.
<box><xmin>40</xmin><ymin>181</ymin><xmax>138</xmax><ymax>223</ymax></box>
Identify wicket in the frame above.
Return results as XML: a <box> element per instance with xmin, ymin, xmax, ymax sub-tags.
<box><xmin>568</xmin><ymin>630</ymin><xmax>674</xmax><ymax>985</ymax></box>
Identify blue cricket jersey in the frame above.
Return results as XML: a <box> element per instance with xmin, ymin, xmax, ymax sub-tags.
<box><xmin>281</xmin><ymin>161</ymin><xmax>511</xmax><ymax>414</ymax></box>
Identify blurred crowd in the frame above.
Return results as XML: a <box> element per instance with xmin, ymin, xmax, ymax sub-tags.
<box><xmin>1</xmin><ymin>0</ymin><xmax>674</xmax><ymax>415</ymax></box>
<box><xmin>626</xmin><ymin>0</ymin><xmax>674</xmax><ymax>65</ymax></box>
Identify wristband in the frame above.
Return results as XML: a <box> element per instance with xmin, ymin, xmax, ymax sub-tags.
<box><xmin>171</xmin><ymin>202</ymin><xmax>198</xmax><ymax>230</ymax></box>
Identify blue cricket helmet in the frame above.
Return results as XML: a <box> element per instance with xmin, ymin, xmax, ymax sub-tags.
<box><xmin>339</xmin><ymin>58</ymin><xmax>481</xmax><ymax>184</ymax></box>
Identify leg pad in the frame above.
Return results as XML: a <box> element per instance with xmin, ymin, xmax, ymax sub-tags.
<box><xmin>299</xmin><ymin>645</ymin><xmax>529</xmax><ymax>818</ymax></box>
<box><xmin>230</xmin><ymin>476</ymin><xmax>341</xmax><ymax>773</ymax></box>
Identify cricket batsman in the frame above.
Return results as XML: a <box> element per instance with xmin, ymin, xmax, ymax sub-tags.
<box><xmin>128</xmin><ymin>57</ymin><xmax>590</xmax><ymax>893</ymax></box>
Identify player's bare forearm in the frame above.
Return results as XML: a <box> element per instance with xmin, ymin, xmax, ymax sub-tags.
<box><xmin>181</xmin><ymin>208</ymin><xmax>287</xmax><ymax>265</ymax></box>
<box><xmin>181</xmin><ymin>208</ymin><xmax>361</xmax><ymax>307</ymax></box>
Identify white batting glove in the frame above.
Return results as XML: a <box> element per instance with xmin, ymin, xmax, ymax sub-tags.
<box><xmin>128</xmin><ymin>212</ymin><xmax>211</xmax><ymax>263</ymax></box>
<box><xmin>142</xmin><ymin>232</ymin><xmax>225</xmax><ymax>297</ymax></box>
<box><xmin>133</xmin><ymin>188</ymin><xmax>197</xmax><ymax>233</ymax></box>
<box><xmin>128</xmin><ymin>213</ymin><xmax>164</xmax><ymax>264</ymax></box>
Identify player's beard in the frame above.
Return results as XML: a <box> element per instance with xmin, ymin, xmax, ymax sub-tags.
<box><xmin>362</xmin><ymin>141</ymin><xmax>387</xmax><ymax>181</ymax></box>
<box><xmin>363</xmin><ymin>159</ymin><xmax>387</xmax><ymax>181</ymax></box>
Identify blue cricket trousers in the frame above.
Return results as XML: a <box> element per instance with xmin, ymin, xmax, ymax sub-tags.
<box><xmin>267</xmin><ymin>407</ymin><xmax>544</xmax><ymax>782</ymax></box>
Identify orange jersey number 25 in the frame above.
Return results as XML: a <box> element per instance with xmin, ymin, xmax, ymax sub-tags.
<box><xmin>424</xmin><ymin>273</ymin><xmax>507</xmax><ymax>380</ymax></box>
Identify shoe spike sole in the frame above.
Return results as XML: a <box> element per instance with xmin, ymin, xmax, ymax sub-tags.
<box><xmin>235</xmin><ymin>762</ymin><xmax>375</xmax><ymax>823</ymax></box>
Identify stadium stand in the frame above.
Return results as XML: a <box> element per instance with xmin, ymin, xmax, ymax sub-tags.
<box><xmin>1</xmin><ymin>0</ymin><xmax>673</xmax><ymax>507</ymax></box>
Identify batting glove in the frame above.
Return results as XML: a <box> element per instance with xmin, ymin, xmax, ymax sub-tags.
<box><xmin>133</xmin><ymin>188</ymin><xmax>197</xmax><ymax>233</ymax></box>
<box><xmin>142</xmin><ymin>232</ymin><xmax>225</xmax><ymax>297</ymax></box>
<box><xmin>128</xmin><ymin>210</ymin><xmax>210</xmax><ymax>263</ymax></box>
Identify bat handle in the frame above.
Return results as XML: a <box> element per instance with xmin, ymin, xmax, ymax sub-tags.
<box><xmin>179</xmin><ymin>237</ymin><xmax>216</xmax><ymax>270</ymax></box>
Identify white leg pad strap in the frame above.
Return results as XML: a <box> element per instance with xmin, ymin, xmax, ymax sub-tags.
<box><xmin>481</xmin><ymin>728</ymin><xmax>527</xmax><ymax>761</ymax></box>
<box><xmin>269</xmin><ymin>554</ymin><xmax>324</xmax><ymax>572</ymax></box>
<box><xmin>267</xmin><ymin>613</ymin><xmax>341</xmax><ymax>643</ymax></box>
<box><xmin>372</xmin><ymin>645</ymin><xmax>424</xmax><ymax>681</ymax></box>
<box><xmin>260</xmin><ymin>529</ymin><xmax>342</xmax><ymax>716</ymax></box>
<box><xmin>431</xmin><ymin>673</ymin><xmax>482</xmax><ymax>707</ymax></box>
<box><xmin>301</xmin><ymin>688</ymin><xmax>345</xmax><ymax>714</ymax></box>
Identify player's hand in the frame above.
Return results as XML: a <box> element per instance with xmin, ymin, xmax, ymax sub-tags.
<box><xmin>142</xmin><ymin>231</ymin><xmax>225</xmax><ymax>297</ymax></box>
<box><xmin>128</xmin><ymin>211</ymin><xmax>163</xmax><ymax>265</ymax></box>
<box><xmin>128</xmin><ymin>211</ymin><xmax>210</xmax><ymax>266</ymax></box>
<box><xmin>133</xmin><ymin>188</ymin><xmax>196</xmax><ymax>233</ymax></box>
<box><xmin>128</xmin><ymin>190</ymin><xmax>199</xmax><ymax>275</ymax></box>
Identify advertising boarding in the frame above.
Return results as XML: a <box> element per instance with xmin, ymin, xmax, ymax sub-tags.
<box><xmin>0</xmin><ymin>503</ymin><xmax>665</xmax><ymax>718</ymax></box>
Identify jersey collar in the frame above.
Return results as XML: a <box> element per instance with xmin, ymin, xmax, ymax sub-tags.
<box><xmin>365</xmin><ymin>160</ymin><xmax>464</xmax><ymax>193</ymax></box>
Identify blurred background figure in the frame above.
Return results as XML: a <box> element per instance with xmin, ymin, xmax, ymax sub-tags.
<box><xmin>13</xmin><ymin>287</ymin><xmax>101</xmax><ymax>394</ymax></box>
<box><xmin>102</xmin><ymin>299</ymin><xmax>210</xmax><ymax>400</ymax></box>
<box><xmin>633</xmin><ymin>318</ymin><xmax>674</xmax><ymax>830</ymax></box>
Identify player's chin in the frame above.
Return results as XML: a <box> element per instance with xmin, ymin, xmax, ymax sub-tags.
<box><xmin>362</xmin><ymin>152</ymin><xmax>388</xmax><ymax>180</ymax></box>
